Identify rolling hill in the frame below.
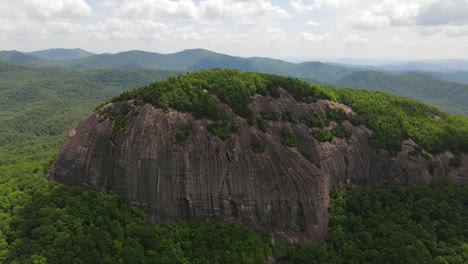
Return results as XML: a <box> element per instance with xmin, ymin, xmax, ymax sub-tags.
<box><xmin>27</xmin><ymin>48</ymin><xmax>94</xmax><ymax>60</ymax></box>
<box><xmin>0</xmin><ymin>49</ymin><xmax>357</xmax><ymax>83</ymax></box>
<box><xmin>0</xmin><ymin>62</ymin><xmax>180</xmax><ymax>146</ymax></box>
<box><xmin>336</xmin><ymin>71</ymin><xmax>468</xmax><ymax>116</ymax></box>
<box><xmin>427</xmin><ymin>71</ymin><xmax>468</xmax><ymax>84</ymax></box>
<box><xmin>0</xmin><ymin>51</ymin><xmax>54</xmax><ymax>68</ymax></box>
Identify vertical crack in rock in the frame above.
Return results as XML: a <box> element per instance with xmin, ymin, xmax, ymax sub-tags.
<box><xmin>107</xmin><ymin>136</ymin><xmax>117</xmax><ymax>192</ymax></box>
<box><xmin>219</xmin><ymin>150</ymin><xmax>233</xmax><ymax>216</ymax></box>
<box><xmin>155</xmin><ymin>166</ymin><xmax>161</xmax><ymax>209</ymax></box>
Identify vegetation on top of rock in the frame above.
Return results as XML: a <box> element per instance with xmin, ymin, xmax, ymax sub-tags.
<box><xmin>330</xmin><ymin>88</ymin><xmax>468</xmax><ymax>155</ymax></box>
<box><xmin>251</xmin><ymin>140</ymin><xmax>267</xmax><ymax>153</ymax></box>
<box><xmin>311</xmin><ymin>128</ymin><xmax>333</xmax><ymax>142</ymax></box>
<box><xmin>256</xmin><ymin>118</ymin><xmax>267</xmax><ymax>132</ymax></box>
<box><xmin>207</xmin><ymin>120</ymin><xmax>237</xmax><ymax>140</ymax></box>
<box><xmin>260</xmin><ymin>110</ymin><xmax>280</xmax><ymax>121</ymax></box>
<box><xmin>280</xmin><ymin>129</ymin><xmax>297</xmax><ymax>147</ymax></box>
<box><xmin>112</xmin><ymin>68</ymin><xmax>468</xmax><ymax>155</ymax></box>
<box><xmin>450</xmin><ymin>151</ymin><xmax>463</xmax><ymax>167</ymax></box>
<box><xmin>301</xmin><ymin>113</ymin><xmax>327</xmax><ymax>128</ymax></box>
<box><xmin>114</xmin><ymin>69</ymin><xmax>333</xmax><ymax>120</ymax></box>
<box><xmin>98</xmin><ymin>105</ymin><xmax>133</xmax><ymax>132</ymax></box>
<box><xmin>175</xmin><ymin>126</ymin><xmax>191</xmax><ymax>143</ymax></box>
<box><xmin>113</xmin><ymin>115</ymin><xmax>129</xmax><ymax>132</ymax></box>
<box><xmin>331</xmin><ymin>124</ymin><xmax>351</xmax><ymax>139</ymax></box>
<box><xmin>327</xmin><ymin>107</ymin><xmax>348</xmax><ymax>124</ymax></box>
<box><xmin>281</xmin><ymin>110</ymin><xmax>297</xmax><ymax>123</ymax></box>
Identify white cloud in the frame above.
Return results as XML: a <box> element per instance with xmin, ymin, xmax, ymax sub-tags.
<box><xmin>443</xmin><ymin>25</ymin><xmax>468</xmax><ymax>37</ymax></box>
<box><xmin>264</xmin><ymin>26</ymin><xmax>287</xmax><ymax>42</ymax></box>
<box><xmin>416</xmin><ymin>0</ymin><xmax>468</xmax><ymax>26</ymax></box>
<box><xmin>89</xmin><ymin>18</ymin><xmax>171</xmax><ymax>40</ymax></box>
<box><xmin>116</xmin><ymin>0</ymin><xmax>199</xmax><ymax>20</ymax></box>
<box><xmin>100</xmin><ymin>0</ymin><xmax>120</xmax><ymax>9</ymax></box>
<box><xmin>388</xmin><ymin>36</ymin><xmax>404</xmax><ymax>44</ymax></box>
<box><xmin>23</xmin><ymin>0</ymin><xmax>92</xmax><ymax>19</ymax></box>
<box><xmin>46</xmin><ymin>21</ymin><xmax>83</xmax><ymax>34</ymax></box>
<box><xmin>343</xmin><ymin>33</ymin><xmax>368</xmax><ymax>46</ymax></box>
<box><xmin>306</xmin><ymin>20</ymin><xmax>319</xmax><ymax>27</ymax></box>
<box><xmin>299</xmin><ymin>32</ymin><xmax>335</xmax><ymax>43</ymax></box>
<box><xmin>290</xmin><ymin>0</ymin><xmax>354</xmax><ymax>13</ymax></box>
<box><xmin>348</xmin><ymin>0</ymin><xmax>426</xmax><ymax>30</ymax></box>
<box><xmin>0</xmin><ymin>17</ymin><xmax>48</xmax><ymax>40</ymax></box>
<box><xmin>417</xmin><ymin>25</ymin><xmax>468</xmax><ymax>37</ymax></box>
<box><xmin>0</xmin><ymin>0</ymin><xmax>93</xmax><ymax>22</ymax></box>
<box><xmin>199</xmin><ymin>0</ymin><xmax>225</xmax><ymax>18</ymax></box>
<box><xmin>299</xmin><ymin>31</ymin><xmax>367</xmax><ymax>46</ymax></box>
<box><xmin>387</xmin><ymin>36</ymin><xmax>417</xmax><ymax>46</ymax></box>
<box><xmin>349</xmin><ymin>12</ymin><xmax>391</xmax><ymax>30</ymax></box>
<box><xmin>373</xmin><ymin>0</ymin><xmax>421</xmax><ymax>26</ymax></box>
<box><xmin>113</xmin><ymin>0</ymin><xmax>289</xmax><ymax>21</ymax></box>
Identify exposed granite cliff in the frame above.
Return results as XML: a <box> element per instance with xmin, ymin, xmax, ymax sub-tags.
<box><xmin>47</xmin><ymin>89</ymin><xmax>468</xmax><ymax>243</ymax></box>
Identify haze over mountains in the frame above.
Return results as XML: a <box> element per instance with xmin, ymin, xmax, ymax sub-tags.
<box><xmin>2</xmin><ymin>48</ymin><xmax>468</xmax><ymax>116</ymax></box>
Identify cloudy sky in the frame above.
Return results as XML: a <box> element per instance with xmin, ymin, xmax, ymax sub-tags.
<box><xmin>1</xmin><ymin>0</ymin><xmax>468</xmax><ymax>61</ymax></box>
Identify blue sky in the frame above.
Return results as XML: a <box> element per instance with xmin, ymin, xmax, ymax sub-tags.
<box><xmin>1</xmin><ymin>0</ymin><xmax>468</xmax><ymax>61</ymax></box>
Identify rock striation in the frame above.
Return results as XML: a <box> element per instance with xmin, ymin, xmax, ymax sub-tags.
<box><xmin>47</xmin><ymin>89</ymin><xmax>468</xmax><ymax>243</ymax></box>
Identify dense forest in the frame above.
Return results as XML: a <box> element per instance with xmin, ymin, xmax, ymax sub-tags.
<box><xmin>273</xmin><ymin>181</ymin><xmax>468</xmax><ymax>263</ymax></box>
<box><xmin>0</xmin><ymin>67</ymin><xmax>467</xmax><ymax>263</ymax></box>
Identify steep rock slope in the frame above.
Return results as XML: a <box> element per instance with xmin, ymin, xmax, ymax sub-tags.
<box><xmin>47</xmin><ymin>70</ymin><xmax>468</xmax><ymax>243</ymax></box>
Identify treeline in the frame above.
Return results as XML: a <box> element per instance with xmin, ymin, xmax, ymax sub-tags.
<box><xmin>115</xmin><ymin>69</ymin><xmax>333</xmax><ymax>120</ymax></box>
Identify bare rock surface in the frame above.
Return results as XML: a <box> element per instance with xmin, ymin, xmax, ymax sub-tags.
<box><xmin>47</xmin><ymin>90</ymin><xmax>468</xmax><ymax>243</ymax></box>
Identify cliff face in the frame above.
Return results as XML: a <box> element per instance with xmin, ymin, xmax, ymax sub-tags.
<box><xmin>47</xmin><ymin>90</ymin><xmax>468</xmax><ymax>243</ymax></box>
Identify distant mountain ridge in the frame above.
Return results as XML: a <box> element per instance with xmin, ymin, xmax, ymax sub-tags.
<box><xmin>2</xmin><ymin>48</ymin><xmax>468</xmax><ymax>116</ymax></box>
<box><xmin>0</xmin><ymin>48</ymin><xmax>356</xmax><ymax>83</ymax></box>
<box><xmin>0</xmin><ymin>50</ymin><xmax>52</xmax><ymax>67</ymax></box>
<box><xmin>28</xmin><ymin>48</ymin><xmax>94</xmax><ymax>60</ymax></box>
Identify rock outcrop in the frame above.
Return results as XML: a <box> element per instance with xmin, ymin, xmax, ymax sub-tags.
<box><xmin>47</xmin><ymin>90</ymin><xmax>468</xmax><ymax>243</ymax></box>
